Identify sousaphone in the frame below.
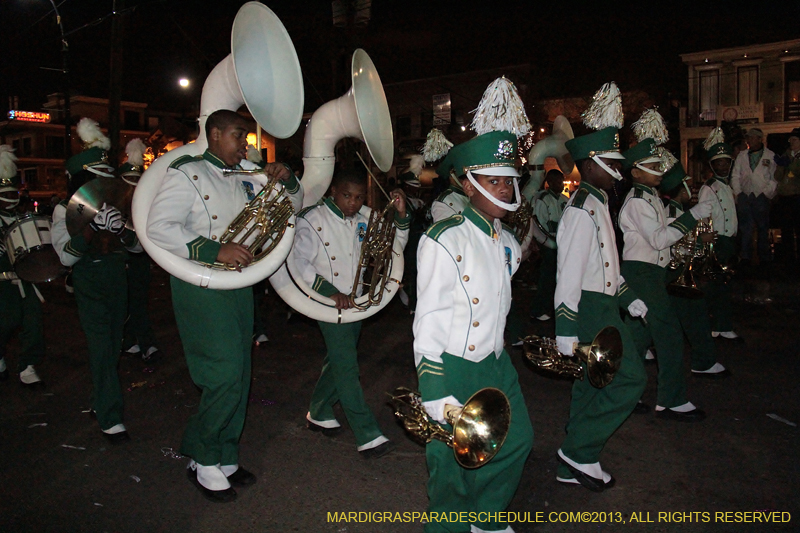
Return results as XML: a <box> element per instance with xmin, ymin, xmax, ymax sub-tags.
<box><xmin>131</xmin><ymin>2</ymin><xmax>304</xmax><ymax>289</ymax></box>
<box><xmin>269</xmin><ymin>49</ymin><xmax>404</xmax><ymax>324</ymax></box>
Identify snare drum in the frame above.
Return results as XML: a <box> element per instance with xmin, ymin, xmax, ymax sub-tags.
<box><xmin>4</xmin><ymin>214</ymin><xmax>64</xmax><ymax>283</ymax></box>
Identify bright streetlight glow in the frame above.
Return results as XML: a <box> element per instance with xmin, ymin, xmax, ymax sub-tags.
<box><xmin>179</xmin><ymin>78</ymin><xmax>190</xmax><ymax>88</ymax></box>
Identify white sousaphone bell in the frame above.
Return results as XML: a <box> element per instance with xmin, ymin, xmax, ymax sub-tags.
<box><xmin>269</xmin><ymin>48</ymin><xmax>402</xmax><ymax>324</ymax></box>
<box><xmin>131</xmin><ymin>1</ymin><xmax>304</xmax><ymax>290</ymax></box>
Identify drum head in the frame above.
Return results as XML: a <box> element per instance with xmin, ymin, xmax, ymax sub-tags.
<box><xmin>14</xmin><ymin>247</ymin><xmax>65</xmax><ymax>283</ymax></box>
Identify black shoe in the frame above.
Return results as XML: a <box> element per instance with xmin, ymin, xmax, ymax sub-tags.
<box><xmin>103</xmin><ymin>430</ymin><xmax>131</xmax><ymax>445</ymax></box>
<box><xmin>306</xmin><ymin>420</ymin><xmax>343</xmax><ymax>437</ymax></box>
<box><xmin>655</xmin><ymin>408</ymin><xmax>706</xmax><ymax>422</ymax></box>
<box><xmin>692</xmin><ymin>369</ymin><xmax>731</xmax><ymax>379</ymax></box>
<box><xmin>557</xmin><ymin>455</ymin><xmax>611</xmax><ymax>493</ymax></box>
<box><xmin>226</xmin><ymin>467</ymin><xmax>257</xmax><ymax>487</ymax></box>
<box><xmin>187</xmin><ymin>467</ymin><xmax>237</xmax><ymax>503</ymax></box>
<box><xmin>359</xmin><ymin>440</ymin><xmax>395</xmax><ymax>459</ymax></box>
<box><xmin>632</xmin><ymin>401</ymin><xmax>650</xmax><ymax>414</ymax></box>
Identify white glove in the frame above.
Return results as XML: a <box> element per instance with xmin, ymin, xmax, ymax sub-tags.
<box><xmin>556</xmin><ymin>336</ymin><xmax>579</xmax><ymax>357</ymax></box>
<box><xmin>689</xmin><ymin>201</ymin><xmax>712</xmax><ymax>220</ymax></box>
<box><xmin>422</xmin><ymin>395</ymin><xmax>462</xmax><ymax>426</ymax></box>
<box><xmin>105</xmin><ymin>208</ymin><xmax>127</xmax><ymax>235</ymax></box>
<box><xmin>628</xmin><ymin>299</ymin><xmax>648</xmax><ymax>319</ymax></box>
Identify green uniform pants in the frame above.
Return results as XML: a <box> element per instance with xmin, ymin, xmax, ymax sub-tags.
<box><xmin>171</xmin><ymin>277</ymin><xmax>253</xmax><ymax>466</ymax></box>
<box><xmin>622</xmin><ymin>261</ymin><xmax>688</xmax><ymax>408</ymax></box>
<box><xmin>72</xmin><ymin>253</ymin><xmax>128</xmax><ymax>431</ymax></box>
<box><xmin>704</xmin><ymin>235</ymin><xmax>736</xmax><ymax>332</ymax></box>
<box><xmin>666</xmin><ymin>267</ymin><xmax>717</xmax><ymax>372</ymax></box>
<box><xmin>557</xmin><ymin>291</ymin><xmax>645</xmax><ymax>477</ymax></box>
<box><xmin>309</xmin><ymin>321</ymin><xmax>383</xmax><ymax>447</ymax></box>
<box><xmin>0</xmin><ymin>275</ymin><xmax>45</xmax><ymax>372</ymax></box>
<box><xmin>422</xmin><ymin>351</ymin><xmax>533</xmax><ymax>533</ymax></box>
<box><xmin>530</xmin><ymin>246</ymin><xmax>557</xmax><ymax>318</ymax></box>
<box><xmin>122</xmin><ymin>251</ymin><xmax>157</xmax><ymax>352</ymax></box>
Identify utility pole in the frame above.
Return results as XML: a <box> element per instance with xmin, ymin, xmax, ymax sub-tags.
<box><xmin>108</xmin><ymin>0</ymin><xmax>126</xmax><ymax>164</ymax></box>
<box><xmin>47</xmin><ymin>0</ymin><xmax>72</xmax><ymax>158</ymax></box>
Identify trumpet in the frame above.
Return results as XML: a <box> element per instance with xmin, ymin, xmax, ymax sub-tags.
<box><xmin>215</xmin><ymin>169</ymin><xmax>295</xmax><ymax>271</ymax></box>
<box><xmin>522</xmin><ymin>326</ymin><xmax>623</xmax><ymax>388</ymax></box>
<box><xmin>389</xmin><ymin>386</ymin><xmax>511</xmax><ymax>469</ymax></box>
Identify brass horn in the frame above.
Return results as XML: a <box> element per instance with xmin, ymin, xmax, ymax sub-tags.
<box><xmin>389</xmin><ymin>387</ymin><xmax>511</xmax><ymax>469</ymax></box>
<box><xmin>522</xmin><ymin>326</ymin><xmax>623</xmax><ymax>388</ymax></box>
<box><xmin>349</xmin><ymin>199</ymin><xmax>398</xmax><ymax>310</ymax></box>
<box><xmin>214</xmin><ymin>169</ymin><xmax>295</xmax><ymax>271</ymax></box>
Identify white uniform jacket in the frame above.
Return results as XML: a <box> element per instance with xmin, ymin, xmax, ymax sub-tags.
<box><xmin>52</xmin><ymin>200</ymin><xmax>141</xmax><ymax>267</ymax></box>
<box><xmin>533</xmin><ymin>188</ymin><xmax>567</xmax><ymax>234</ymax></box>
<box><xmin>731</xmin><ymin>147</ymin><xmax>777</xmax><ymax>199</ymax></box>
<box><xmin>698</xmin><ymin>176</ymin><xmax>737</xmax><ymax>237</ymax></box>
<box><xmin>146</xmin><ymin>150</ymin><xmax>302</xmax><ymax>265</ymax></box>
<box><xmin>554</xmin><ymin>183</ymin><xmax>636</xmax><ymax>338</ymax></box>
<box><xmin>292</xmin><ymin>197</ymin><xmax>410</xmax><ymax>297</ymax></box>
<box><xmin>413</xmin><ymin>203</ymin><xmax>521</xmax><ymax>370</ymax></box>
<box><xmin>430</xmin><ymin>185</ymin><xmax>470</xmax><ymax>223</ymax></box>
<box><xmin>618</xmin><ymin>183</ymin><xmax>696</xmax><ymax>267</ymax></box>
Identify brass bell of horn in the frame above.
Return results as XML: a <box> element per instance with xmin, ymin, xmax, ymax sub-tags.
<box><xmin>389</xmin><ymin>387</ymin><xmax>511</xmax><ymax>469</ymax></box>
<box><xmin>523</xmin><ymin>326</ymin><xmax>623</xmax><ymax>388</ymax></box>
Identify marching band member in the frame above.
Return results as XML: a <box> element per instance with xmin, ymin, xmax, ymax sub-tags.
<box><xmin>700</xmin><ymin>129</ymin><xmax>741</xmax><ymax>341</ymax></box>
<box><xmin>431</xmin><ymin>147</ymin><xmax>470</xmax><ymax>223</ymax></box>
<box><xmin>118</xmin><ymin>139</ymin><xmax>161</xmax><ymax>363</ymax></box>
<box><xmin>0</xmin><ymin>145</ymin><xmax>45</xmax><ymax>387</ymax></box>
<box><xmin>660</xmin><ymin>163</ymin><xmax>729</xmax><ymax>378</ymax></box>
<box><xmin>529</xmin><ymin>169</ymin><xmax>566</xmax><ymax>322</ymax></box>
<box><xmin>414</xmin><ymin>78</ymin><xmax>533</xmax><ymax>533</ymax></box>
<box><xmin>296</xmin><ymin>168</ymin><xmax>409</xmax><ymax>459</ymax></box>
<box><xmin>554</xmin><ymin>83</ymin><xmax>648</xmax><ymax>491</ymax></box>
<box><xmin>51</xmin><ymin>118</ymin><xmax>141</xmax><ymax>443</ymax></box>
<box><xmin>618</xmin><ymin>110</ymin><xmax>713</xmax><ymax>421</ymax></box>
<box><xmin>147</xmin><ymin>110</ymin><xmax>303</xmax><ymax>502</ymax></box>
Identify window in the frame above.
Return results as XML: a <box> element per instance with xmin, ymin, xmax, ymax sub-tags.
<box><xmin>46</xmin><ymin>135</ymin><xmax>65</xmax><ymax>158</ymax></box>
<box><xmin>699</xmin><ymin>70</ymin><xmax>719</xmax><ymax>122</ymax></box>
<box><xmin>396</xmin><ymin>115</ymin><xmax>411</xmax><ymax>138</ymax></box>
<box><xmin>21</xmin><ymin>137</ymin><xmax>32</xmax><ymax>157</ymax></box>
<box><xmin>738</xmin><ymin>65</ymin><xmax>759</xmax><ymax>105</ymax></box>
<box><xmin>786</xmin><ymin>60</ymin><xmax>800</xmax><ymax>121</ymax></box>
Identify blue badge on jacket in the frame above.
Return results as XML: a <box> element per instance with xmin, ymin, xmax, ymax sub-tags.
<box><xmin>357</xmin><ymin>222</ymin><xmax>367</xmax><ymax>242</ymax></box>
<box><xmin>504</xmin><ymin>246</ymin><xmax>512</xmax><ymax>275</ymax></box>
<box><xmin>241</xmin><ymin>181</ymin><xmax>255</xmax><ymax>201</ymax></box>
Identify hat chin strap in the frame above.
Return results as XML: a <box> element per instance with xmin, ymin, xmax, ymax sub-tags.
<box><xmin>465</xmin><ymin>171</ymin><xmax>521</xmax><ymax>212</ymax></box>
<box><xmin>682</xmin><ymin>180</ymin><xmax>692</xmax><ymax>198</ymax></box>
<box><xmin>634</xmin><ymin>163</ymin><xmax>665</xmax><ymax>177</ymax></box>
<box><xmin>591</xmin><ymin>156</ymin><xmax>623</xmax><ymax>181</ymax></box>
<box><xmin>87</xmin><ymin>166</ymin><xmax>115</xmax><ymax>179</ymax></box>
<box><xmin>0</xmin><ymin>198</ymin><xmax>19</xmax><ymax>208</ymax></box>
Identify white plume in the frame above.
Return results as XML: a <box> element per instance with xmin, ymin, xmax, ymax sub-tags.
<box><xmin>76</xmin><ymin>117</ymin><xmax>111</xmax><ymax>150</ymax></box>
<box><xmin>582</xmin><ymin>82</ymin><xmax>624</xmax><ymax>130</ymax></box>
<box><xmin>703</xmin><ymin>127</ymin><xmax>726</xmax><ymax>151</ymax></box>
<box><xmin>421</xmin><ymin>128</ymin><xmax>453</xmax><ymax>162</ymax></box>
<box><xmin>0</xmin><ymin>145</ymin><xmax>18</xmax><ymax>181</ymax></box>
<box><xmin>408</xmin><ymin>154</ymin><xmax>424</xmax><ymax>177</ymax></box>
<box><xmin>470</xmin><ymin>77</ymin><xmax>531</xmax><ymax>138</ymax></box>
<box><xmin>632</xmin><ymin>108</ymin><xmax>668</xmax><ymax>145</ymax></box>
<box><xmin>246</xmin><ymin>144</ymin><xmax>263</xmax><ymax>164</ymax></box>
<box><xmin>125</xmin><ymin>138</ymin><xmax>147</xmax><ymax>167</ymax></box>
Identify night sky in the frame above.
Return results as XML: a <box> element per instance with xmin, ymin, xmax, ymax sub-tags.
<box><xmin>2</xmin><ymin>0</ymin><xmax>798</xmax><ymax>117</ymax></box>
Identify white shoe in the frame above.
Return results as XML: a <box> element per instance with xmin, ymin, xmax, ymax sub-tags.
<box><xmin>692</xmin><ymin>362</ymin><xmax>727</xmax><ymax>374</ymax></box>
<box><xmin>19</xmin><ymin>365</ymin><xmax>42</xmax><ymax>385</ymax></box>
<box><xmin>645</xmin><ymin>349</ymin><xmax>655</xmax><ymax>360</ymax></box>
<box><xmin>511</xmin><ymin>339</ymin><xmax>524</xmax><ymax>347</ymax></box>
<box><xmin>712</xmin><ymin>331</ymin><xmax>740</xmax><ymax>339</ymax></box>
<box><xmin>125</xmin><ymin>344</ymin><xmax>141</xmax><ymax>354</ymax></box>
<box><xmin>102</xmin><ymin>423</ymin><xmax>127</xmax><ymax>435</ymax></box>
<box><xmin>253</xmin><ymin>334</ymin><xmax>268</xmax><ymax>345</ymax></box>
<box><xmin>535</xmin><ymin>314</ymin><xmax>551</xmax><ymax>321</ymax></box>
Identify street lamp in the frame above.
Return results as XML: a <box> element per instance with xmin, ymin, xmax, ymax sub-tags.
<box><xmin>179</xmin><ymin>78</ymin><xmax>190</xmax><ymax>89</ymax></box>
